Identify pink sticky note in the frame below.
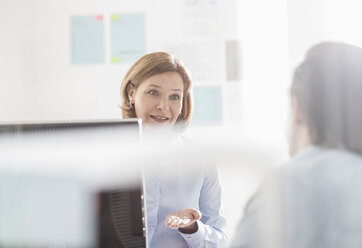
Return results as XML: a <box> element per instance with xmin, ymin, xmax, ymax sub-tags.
<box><xmin>96</xmin><ymin>15</ymin><xmax>103</xmax><ymax>21</ymax></box>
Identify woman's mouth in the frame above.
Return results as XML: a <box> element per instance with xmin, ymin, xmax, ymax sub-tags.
<box><xmin>150</xmin><ymin>115</ymin><xmax>170</xmax><ymax>123</ymax></box>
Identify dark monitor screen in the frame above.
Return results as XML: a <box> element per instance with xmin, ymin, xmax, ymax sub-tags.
<box><xmin>0</xmin><ymin>119</ymin><xmax>141</xmax><ymax>135</ymax></box>
<box><xmin>98</xmin><ymin>186</ymin><xmax>146</xmax><ymax>248</ymax></box>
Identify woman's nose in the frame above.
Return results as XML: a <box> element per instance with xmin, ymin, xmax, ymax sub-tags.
<box><xmin>157</xmin><ymin>97</ymin><xmax>170</xmax><ymax>111</ymax></box>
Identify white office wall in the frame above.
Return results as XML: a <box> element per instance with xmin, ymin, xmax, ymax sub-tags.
<box><xmin>236</xmin><ymin>0</ymin><xmax>290</xmax><ymax>142</ymax></box>
<box><xmin>287</xmin><ymin>0</ymin><xmax>362</xmax><ymax>69</ymax></box>
<box><xmin>0</xmin><ymin>1</ymin><xmax>37</xmax><ymax>121</ymax></box>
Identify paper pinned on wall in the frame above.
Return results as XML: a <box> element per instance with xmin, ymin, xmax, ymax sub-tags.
<box><xmin>111</xmin><ymin>13</ymin><xmax>145</xmax><ymax>64</ymax></box>
<box><xmin>225</xmin><ymin>40</ymin><xmax>242</xmax><ymax>81</ymax></box>
<box><xmin>183</xmin><ymin>0</ymin><xmax>220</xmax><ymax>40</ymax></box>
<box><xmin>165</xmin><ymin>42</ymin><xmax>222</xmax><ymax>83</ymax></box>
<box><xmin>191</xmin><ymin>86</ymin><xmax>223</xmax><ymax>125</ymax></box>
<box><xmin>70</xmin><ymin>15</ymin><xmax>105</xmax><ymax>64</ymax></box>
<box><xmin>170</xmin><ymin>0</ymin><xmax>222</xmax><ymax>83</ymax></box>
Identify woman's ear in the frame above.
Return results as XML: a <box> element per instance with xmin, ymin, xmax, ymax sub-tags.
<box><xmin>127</xmin><ymin>82</ymin><xmax>135</xmax><ymax>103</ymax></box>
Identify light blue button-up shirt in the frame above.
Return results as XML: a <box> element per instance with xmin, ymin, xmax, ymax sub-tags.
<box><xmin>145</xmin><ymin>158</ymin><xmax>227</xmax><ymax>248</ymax></box>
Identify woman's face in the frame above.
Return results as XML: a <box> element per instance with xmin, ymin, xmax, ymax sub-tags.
<box><xmin>129</xmin><ymin>72</ymin><xmax>184</xmax><ymax>128</ymax></box>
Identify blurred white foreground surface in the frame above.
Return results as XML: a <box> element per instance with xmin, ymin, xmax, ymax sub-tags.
<box><xmin>0</xmin><ymin>125</ymin><xmax>288</xmax><ymax>247</ymax></box>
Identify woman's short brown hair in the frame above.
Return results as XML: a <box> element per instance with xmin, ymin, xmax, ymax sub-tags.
<box><xmin>120</xmin><ymin>52</ymin><xmax>193</xmax><ymax>131</ymax></box>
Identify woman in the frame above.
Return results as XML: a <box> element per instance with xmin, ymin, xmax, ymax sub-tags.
<box><xmin>120</xmin><ymin>52</ymin><xmax>226</xmax><ymax>247</ymax></box>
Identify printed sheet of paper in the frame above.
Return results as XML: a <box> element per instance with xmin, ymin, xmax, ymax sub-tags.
<box><xmin>191</xmin><ymin>85</ymin><xmax>223</xmax><ymax>125</ymax></box>
<box><xmin>70</xmin><ymin>15</ymin><xmax>105</xmax><ymax>64</ymax></box>
<box><xmin>163</xmin><ymin>0</ymin><xmax>222</xmax><ymax>83</ymax></box>
<box><xmin>183</xmin><ymin>0</ymin><xmax>220</xmax><ymax>40</ymax></box>
<box><xmin>165</xmin><ymin>42</ymin><xmax>222</xmax><ymax>83</ymax></box>
<box><xmin>111</xmin><ymin>13</ymin><xmax>145</xmax><ymax>64</ymax></box>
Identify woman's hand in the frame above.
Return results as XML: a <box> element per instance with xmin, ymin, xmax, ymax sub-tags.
<box><xmin>164</xmin><ymin>208</ymin><xmax>202</xmax><ymax>234</ymax></box>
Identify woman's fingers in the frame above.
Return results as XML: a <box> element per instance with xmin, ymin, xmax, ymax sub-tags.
<box><xmin>164</xmin><ymin>208</ymin><xmax>203</xmax><ymax>229</ymax></box>
<box><xmin>165</xmin><ymin>215</ymin><xmax>183</xmax><ymax>229</ymax></box>
<box><xmin>165</xmin><ymin>215</ymin><xmax>191</xmax><ymax>229</ymax></box>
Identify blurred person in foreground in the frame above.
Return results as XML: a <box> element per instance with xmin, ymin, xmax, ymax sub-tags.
<box><xmin>230</xmin><ymin>42</ymin><xmax>362</xmax><ymax>248</ymax></box>
<box><xmin>120</xmin><ymin>52</ymin><xmax>227</xmax><ymax>248</ymax></box>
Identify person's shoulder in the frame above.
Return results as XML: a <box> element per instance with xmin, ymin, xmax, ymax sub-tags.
<box><xmin>279</xmin><ymin>146</ymin><xmax>362</xmax><ymax>189</ymax></box>
<box><xmin>284</xmin><ymin>146</ymin><xmax>362</xmax><ymax>172</ymax></box>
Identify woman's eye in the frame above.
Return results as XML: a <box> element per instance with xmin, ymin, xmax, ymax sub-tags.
<box><xmin>148</xmin><ymin>90</ymin><xmax>159</xmax><ymax>96</ymax></box>
<box><xmin>170</xmin><ymin>94</ymin><xmax>180</xmax><ymax>101</ymax></box>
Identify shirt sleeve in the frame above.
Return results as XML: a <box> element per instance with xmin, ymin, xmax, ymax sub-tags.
<box><xmin>179</xmin><ymin>164</ymin><xmax>227</xmax><ymax>248</ymax></box>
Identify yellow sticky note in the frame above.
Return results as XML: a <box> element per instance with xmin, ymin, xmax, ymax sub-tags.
<box><xmin>112</xmin><ymin>57</ymin><xmax>120</xmax><ymax>63</ymax></box>
<box><xmin>111</xmin><ymin>14</ymin><xmax>119</xmax><ymax>21</ymax></box>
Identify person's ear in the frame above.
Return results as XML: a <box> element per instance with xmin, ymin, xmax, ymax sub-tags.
<box><xmin>291</xmin><ymin>95</ymin><xmax>305</xmax><ymax>124</ymax></box>
<box><xmin>290</xmin><ymin>94</ymin><xmax>311</xmax><ymax>156</ymax></box>
<box><xmin>127</xmin><ymin>82</ymin><xmax>136</xmax><ymax>103</ymax></box>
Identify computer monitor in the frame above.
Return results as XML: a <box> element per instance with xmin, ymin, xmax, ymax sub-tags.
<box><xmin>0</xmin><ymin>119</ymin><xmax>147</xmax><ymax>248</ymax></box>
